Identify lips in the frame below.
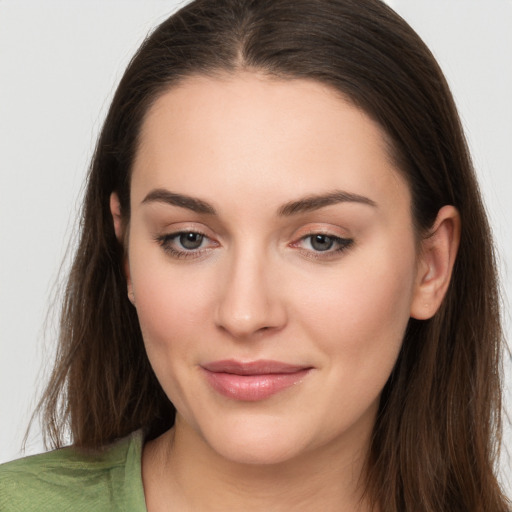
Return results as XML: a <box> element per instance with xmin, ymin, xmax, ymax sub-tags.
<box><xmin>201</xmin><ymin>360</ymin><xmax>312</xmax><ymax>401</ymax></box>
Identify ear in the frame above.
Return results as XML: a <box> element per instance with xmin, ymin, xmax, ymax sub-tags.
<box><xmin>110</xmin><ymin>192</ymin><xmax>135</xmax><ymax>305</ymax></box>
<box><xmin>110</xmin><ymin>192</ymin><xmax>125</xmax><ymax>242</ymax></box>
<box><xmin>410</xmin><ymin>205</ymin><xmax>461</xmax><ymax>320</ymax></box>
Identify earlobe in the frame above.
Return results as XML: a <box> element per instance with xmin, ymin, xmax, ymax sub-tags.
<box><xmin>410</xmin><ymin>205</ymin><xmax>461</xmax><ymax>320</ymax></box>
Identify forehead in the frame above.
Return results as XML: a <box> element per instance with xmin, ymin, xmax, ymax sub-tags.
<box><xmin>131</xmin><ymin>73</ymin><xmax>409</xmax><ymax>213</ymax></box>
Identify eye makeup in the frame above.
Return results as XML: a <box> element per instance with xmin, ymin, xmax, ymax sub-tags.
<box><xmin>154</xmin><ymin>228</ymin><xmax>354</xmax><ymax>262</ymax></box>
<box><xmin>290</xmin><ymin>233</ymin><xmax>354</xmax><ymax>262</ymax></box>
<box><xmin>154</xmin><ymin>230</ymin><xmax>218</xmax><ymax>260</ymax></box>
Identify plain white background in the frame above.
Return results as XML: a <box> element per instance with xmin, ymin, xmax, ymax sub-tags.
<box><xmin>0</xmin><ymin>0</ymin><xmax>510</xmax><ymax>496</ymax></box>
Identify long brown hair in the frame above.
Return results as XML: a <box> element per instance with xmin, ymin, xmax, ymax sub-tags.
<box><xmin>36</xmin><ymin>0</ymin><xmax>509</xmax><ymax>509</ymax></box>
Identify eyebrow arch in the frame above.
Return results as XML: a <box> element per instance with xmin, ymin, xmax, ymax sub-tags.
<box><xmin>278</xmin><ymin>190</ymin><xmax>377</xmax><ymax>216</ymax></box>
<box><xmin>142</xmin><ymin>189</ymin><xmax>216</xmax><ymax>214</ymax></box>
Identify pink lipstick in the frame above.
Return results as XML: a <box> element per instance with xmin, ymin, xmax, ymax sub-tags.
<box><xmin>201</xmin><ymin>360</ymin><xmax>312</xmax><ymax>401</ymax></box>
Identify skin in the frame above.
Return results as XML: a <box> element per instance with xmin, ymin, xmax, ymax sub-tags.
<box><xmin>111</xmin><ymin>73</ymin><xmax>460</xmax><ymax>511</ymax></box>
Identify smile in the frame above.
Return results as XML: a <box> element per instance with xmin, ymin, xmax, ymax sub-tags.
<box><xmin>201</xmin><ymin>360</ymin><xmax>313</xmax><ymax>401</ymax></box>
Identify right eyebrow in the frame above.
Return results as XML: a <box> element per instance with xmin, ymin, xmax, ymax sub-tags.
<box><xmin>278</xmin><ymin>190</ymin><xmax>377</xmax><ymax>216</ymax></box>
<box><xmin>141</xmin><ymin>189</ymin><xmax>217</xmax><ymax>215</ymax></box>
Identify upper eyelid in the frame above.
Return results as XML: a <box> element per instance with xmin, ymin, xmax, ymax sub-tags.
<box><xmin>154</xmin><ymin>223</ymin><xmax>353</xmax><ymax>245</ymax></box>
<box><xmin>159</xmin><ymin>230</ymin><xmax>214</xmax><ymax>245</ymax></box>
<box><xmin>292</xmin><ymin>233</ymin><xmax>352</xmax><ymax>247</ymax></box>
<box><xmin>156</xmin><ymin>224</ymin><xmax>214</xmax><ymax>239</ymax></box>
<box><xmin>156</xmin><ymin>228</ymin><xmax>351</xmax><ymax>242</ymax></box>
<box><xmin>291</xmin><ymin>225</ymin><xmax>352</xmax><ymax>240</ymax></box>
<box><xmin>155</xmin><ymin>231</ymin><xmax>217</xmax><ymax>260</ymax></box>
<box><xmin>165</xmin><ymin>228</ymin><xmax>209</xmax><ymax>237</ymax></box>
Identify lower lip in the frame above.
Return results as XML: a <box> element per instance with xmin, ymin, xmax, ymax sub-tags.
<box><xmin>202</xmin><ymin>369</ymin><xmax>311</xmax><ymax>401</ymax></box>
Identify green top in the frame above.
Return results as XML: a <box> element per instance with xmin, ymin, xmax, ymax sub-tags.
<box><xmin>0</xmin><ymin>430</ymin><xmax>147</xmax><ymax>512</ymax></box>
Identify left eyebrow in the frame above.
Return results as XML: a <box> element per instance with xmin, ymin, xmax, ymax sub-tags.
<box><xmin>278</xmin><ymin>190</ymin><xmax>377</xmax><ymax>216</ymax></box>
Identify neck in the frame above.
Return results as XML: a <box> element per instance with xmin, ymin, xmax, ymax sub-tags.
<box><xmin>142</xmin><ymin>417</ymin><xmax>374</xmax><ymax>512</ymax></box>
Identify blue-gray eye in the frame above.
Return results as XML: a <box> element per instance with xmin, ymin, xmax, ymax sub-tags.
<box><xmin>310</xmin><ymin>234</ymin><xmax>335</xmax><ymax>251</ymax></box>
<box><xmin>179</xmin><ymin>232</ymin><xmax>204</xmax><ymax>250</ymax></box>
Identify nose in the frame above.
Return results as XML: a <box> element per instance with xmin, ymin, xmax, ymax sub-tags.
<box><xmin>214</xmin><ymin>247</ymin><xmax>287</xmax><ymax>339</ymax></box>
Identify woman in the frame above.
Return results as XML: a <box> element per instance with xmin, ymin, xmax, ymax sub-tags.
<box><xmin>1</xmin><ymin>0</ymin><xmax>509</xmax><ymax>510</ymax></box>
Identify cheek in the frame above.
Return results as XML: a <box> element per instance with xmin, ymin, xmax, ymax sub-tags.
<box><xmin>132</xmin><ymin>266</ymin><xmax>211</xmax><ymax>351</ymax></box>
<box><xmin>294</xmin><ymin>241</ymin><xmax>417</xmax><ymax>387</ymax></box>
<box><xmin>129</xmin><ymin>259</ymin><xmax>215</xmax><ymax>414</ymax></box>
<box><xmin>126</xmin><ymin>237</ymin><xmax>215</xmax><ymax>383</ymax></box>
<box><xmin>135</xmin><ymin>277</ymin><xmax>201</xmax><ymax>340</ymax></box>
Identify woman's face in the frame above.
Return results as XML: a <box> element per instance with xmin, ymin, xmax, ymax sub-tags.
<box><xmin>123</xmin><ymin>73</ymin><xmax>424</xmax><ymax>465</ymax></box>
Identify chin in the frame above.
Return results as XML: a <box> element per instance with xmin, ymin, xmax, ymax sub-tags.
<box><xmin>213</xmin><ymin>435</ymin><xmax>305</xmax><ymax>466</ymax></box>
<box><xmin>198</xmin><ymin>414</ymin><xmax>322</xmax><ymax>467</ymax></box>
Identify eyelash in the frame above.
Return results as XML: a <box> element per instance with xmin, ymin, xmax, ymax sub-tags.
<box><xmin>290</xmin><ymin>233</ymin><xmax>354</xmax><ymax>260</ymax></box>
<box><xmin>155</xmin><ymin>231</ymin><xmax>354</xmax><ymax>261</ymax></box>
<box><xmin>155</xmin><ymin>231</ymin><xmax>214</xmax><ymax>260</ymax></box>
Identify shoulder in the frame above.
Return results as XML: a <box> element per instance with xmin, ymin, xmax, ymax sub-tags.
<box><xmin>0</xmin><ymin>430</ymin><xmax>146</xmax><ymax>512</ymax></box>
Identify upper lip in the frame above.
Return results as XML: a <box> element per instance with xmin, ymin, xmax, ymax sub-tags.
<box><xmin>201</xmin><ymin>359</ymin><xmax>311</xmax><ymax>375</ymax></box>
